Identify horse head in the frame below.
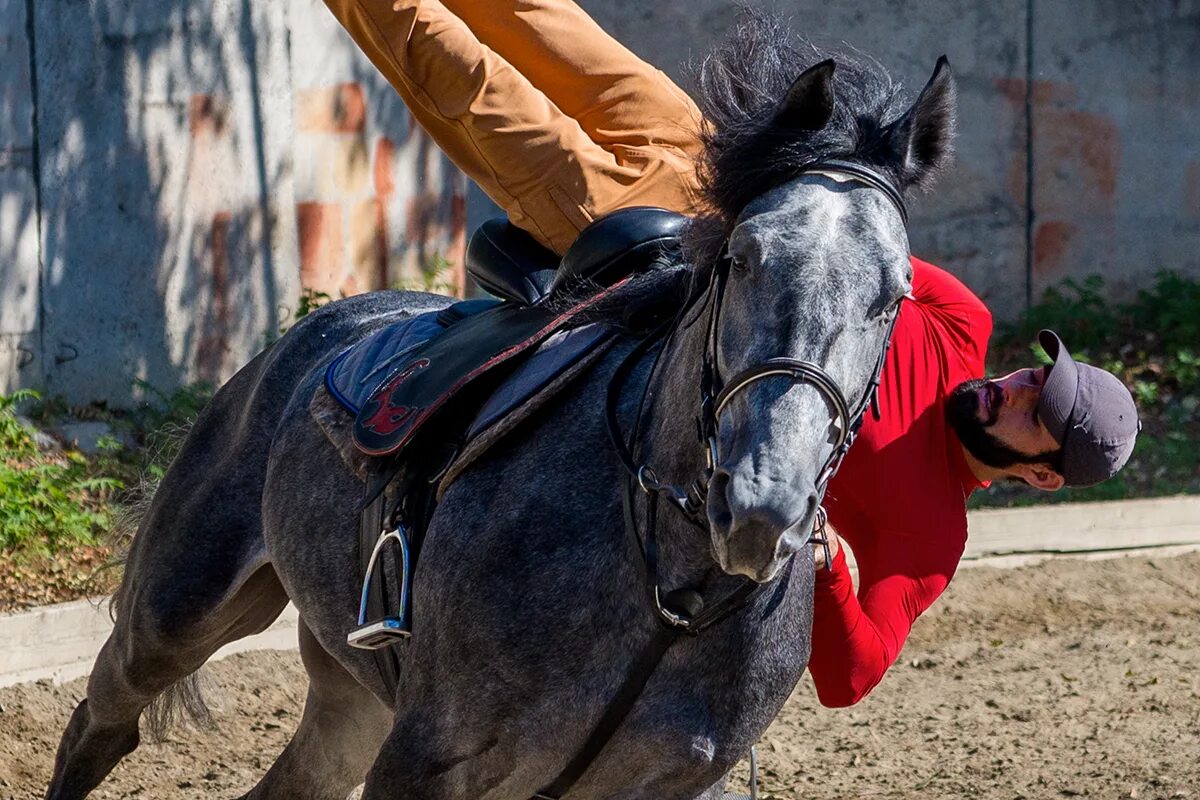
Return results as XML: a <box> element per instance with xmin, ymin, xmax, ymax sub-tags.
<box><xmin>692</xmin><ymin>48</ymin><xmax>958</xmax><ymax>583</ymax></box>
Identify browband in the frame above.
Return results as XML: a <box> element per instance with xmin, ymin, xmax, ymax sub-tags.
<box><xmin>804</xmin><ymin>159</ymin><xmax>908</xmax><ymax>224</ymax></box>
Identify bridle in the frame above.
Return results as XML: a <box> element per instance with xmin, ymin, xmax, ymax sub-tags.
<box><xmin>535</xmin><ymin>160</ymin><xmax>910</xmax><ymax>800</ymax></box>
<box><xmin>607</xmin><ymin>158</ymin><xmax>910</xmax><ymax>631</ymax></box>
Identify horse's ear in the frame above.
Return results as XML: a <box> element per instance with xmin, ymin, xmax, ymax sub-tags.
<box><xmin>776</xmin><ymin>59</ymin><xmax>836</xmax><ymax>131</ymax></box>
<box><xmin>887</xmin><ymin>56</ymin><xmax>957</xmax><ymax>189</ymax></box>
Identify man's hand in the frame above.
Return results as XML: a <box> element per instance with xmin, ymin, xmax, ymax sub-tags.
<box><xmin>813</xmin><ymin>524</ymin><xmax>842</xmax><ymax>570</ymax></box>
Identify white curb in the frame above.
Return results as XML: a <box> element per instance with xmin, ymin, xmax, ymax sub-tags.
<box><xmin>1</xmin><ymin>496</ymin><xmax>1197</xmax><ymax>688</ymax></box>
<box><xmin>964</xmin><ymin>494</ymin><xmax>1200</xmax><ymax>559</ymax></box>
<box><xmin>0</xmin><ymin>600</ymin><xmax>299</xmax><ymax>689</ymax></box>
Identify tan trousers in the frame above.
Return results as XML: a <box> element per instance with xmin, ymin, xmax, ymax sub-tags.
<box><xmin>322</xmin><ymin>0</ymin><xmax>705</xmax><ymax>255</ymax></box>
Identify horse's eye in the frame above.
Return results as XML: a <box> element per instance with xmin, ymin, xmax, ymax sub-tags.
<box><xmin>730</xmin><ymin>257</ymin><xmax>748</xmax><ymax>273</ymax></box>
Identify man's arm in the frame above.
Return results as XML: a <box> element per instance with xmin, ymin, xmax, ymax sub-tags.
<box><xmin>909</xmin><ymin>256</ymin><xmax>993</xmax><ymax>372</ymax></box>
<box><xmin>807</xmin><ymin>522</ymin><xmax>965</xmax><ymax>707</ymax></box>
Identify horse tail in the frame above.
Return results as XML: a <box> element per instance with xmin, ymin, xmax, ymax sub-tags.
<box><xmin>103</xmin><ymin>422</ymin><xmax>217</xmax><ymax>742</ymax></box>
<box><xmin>143</xmin><ymin>672</ymin><xmax>216</xmax><ymax>742</ymax></box>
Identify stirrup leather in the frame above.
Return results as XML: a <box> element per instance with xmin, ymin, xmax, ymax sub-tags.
<box><xmin>347</xmin><ymin>524</ymin><xmax>413</xmax><ymax>649</ymax></box>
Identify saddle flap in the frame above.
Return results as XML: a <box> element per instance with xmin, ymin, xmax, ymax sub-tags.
<box><xmin>466</xmin><ymin>323</ymin><xmax>615</xmax><ymax>440</ymax></box>
<box><xmin>325</xmin><ymin>310</ymin><xmax>450</xmax><ymax>415</ymax></box>
<box><xmin>351</xmin><ymin>277</ymin><xmax>634</xmax><ymax>457</ymax></box>
<box><xmin>353</xmin><ymin>302</ymin><xmax>548</xmax><ymax>455</ymax></box>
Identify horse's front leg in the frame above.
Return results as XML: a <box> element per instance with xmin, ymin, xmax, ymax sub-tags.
<box><xmin>359</xmin><ymin>705</ymin><xmax>527</xmax><ymax>800</ymax></box>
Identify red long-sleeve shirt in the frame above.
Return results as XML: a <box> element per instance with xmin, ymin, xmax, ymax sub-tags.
<box><xmin>807</xmin><ymin>256</ymin><xmax>992</xmax><ymax>707</ymax></box>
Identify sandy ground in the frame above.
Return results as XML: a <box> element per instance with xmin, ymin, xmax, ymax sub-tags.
<box><xmin>3</xmin><ymin>552</ymin><xmax>1199</xmax><ymax>800</ymax></box>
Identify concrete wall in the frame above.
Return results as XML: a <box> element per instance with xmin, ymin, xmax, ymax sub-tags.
<box><xmin>288</xmin><ymin>0</ymin><xmax>466</xmax><ymax>299</ymax></box>
<box><xmin>0</xmin><ymin>0</ymin><xmax>40</xmax><ymax>392</ymax></box>
<box><xmin>581</xmin><ymin>0</ymin><xmax>1200</xmax><ymax>314</ymax></box>
<box><xmin>2</xmin><ymin>0</ymin><xmax>466</xmax><ymax>403</ymax></box>
<box><xmin>1</xmin><ymin>0</ymin><xmax>1197</xmax><ymax>404</ymax></box>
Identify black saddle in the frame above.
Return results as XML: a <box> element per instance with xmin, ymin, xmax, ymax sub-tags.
<box><xmin>326</xmin><ymin>207</ymin><xmax>688</xmax><ymax>459</ymax></box>
<box><xmin>466</xmin><ymin>206</ymin><xmax>686</xmax><ymax>305</ymax></box>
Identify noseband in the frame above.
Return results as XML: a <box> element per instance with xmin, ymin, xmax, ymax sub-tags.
<box><xmin>606</xmin><ymin>159</ymin><xmax>909</xmax><ymax>630</ymax></box>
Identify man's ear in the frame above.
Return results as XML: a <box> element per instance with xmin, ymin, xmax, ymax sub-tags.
<box><xmin>1012</xmin><ymin>463</ymin><xmax>1065</xmax><ymax>492</ymax></box>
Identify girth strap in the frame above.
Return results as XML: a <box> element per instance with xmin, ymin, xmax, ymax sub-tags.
<box><xmin>532</xmin><ymin>625</ymin><xmax>678</xmax><ymax>800</ymax></box>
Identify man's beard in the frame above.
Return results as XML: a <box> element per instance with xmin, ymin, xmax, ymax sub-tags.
<box><xmin>946</xmin><ymin>378</ymin><xmax>1059</xmax><ymax>470</ymax></box>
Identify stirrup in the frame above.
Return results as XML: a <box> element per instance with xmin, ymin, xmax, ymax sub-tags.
<box><xmin>347</xmin><ymin>524</ymin><xmax>412</xmax><ymax>650</ymax></box>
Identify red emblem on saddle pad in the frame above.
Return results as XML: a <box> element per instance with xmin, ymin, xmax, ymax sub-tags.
<box><xmin>361</xmin><ymin>358</ymin><xmax>431</xmax><ymax>436</ymax></box>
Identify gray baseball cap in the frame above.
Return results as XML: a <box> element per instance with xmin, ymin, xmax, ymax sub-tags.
<box><xmin>1037</xmin><ymin>330</ymin><xmax>1140</xmax><ymax>487</ymax></box>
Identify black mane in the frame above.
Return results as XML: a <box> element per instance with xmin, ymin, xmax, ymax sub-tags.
<box><xmin>554</xmin><ymin>10</ymin><xmax>931</xmax><ymax>330</ymax></box>
<box><xmin>682</xmin><ymin>9</ymin><xmax>914</xmax><ymax>271</ymax></box>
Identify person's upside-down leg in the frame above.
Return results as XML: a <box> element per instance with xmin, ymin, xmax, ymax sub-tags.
<box><xmin>439</xmin><ymin>0</ymin><xmax>705</xmax><ymax>158</ymax></box>
<box><xmin>321</xmin><ymin>0</ymin><xmax>703</xmax><ymax>255</ymax></box>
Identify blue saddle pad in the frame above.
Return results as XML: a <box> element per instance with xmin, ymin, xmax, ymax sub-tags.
<box><xmin>325</xmin><ymin>310</ymin><xmax>449</xmax><ymax>415</ymax></box>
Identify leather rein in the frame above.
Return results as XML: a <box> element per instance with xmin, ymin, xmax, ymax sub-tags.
<box><xmin>535</xmin><ymin>160</ymin><xmax>909</xmax><ymax>800</ymax></box>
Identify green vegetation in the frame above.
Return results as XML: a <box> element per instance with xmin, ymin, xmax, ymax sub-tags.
<box><xmin>274</xmin><ymin>252</ymin><xmax>459</xmax><ymax>339</ymax></box>
<box><xmin>0</xmin><ymin>390</ymin><xmax>120</xmax><ymax>553</ymax></box>
<box><xmin>1</xmin><ymin>382</ymin><xmax>213</xmax><ymax>556</ymax></box>
<box><xmin>972</xmin><ymin>271</ymin><xmax>1200</xmax><ymax>508</ymax></box>
<box><xmin>288</xmin><ymin>287</ymin><xmax>335</xmax><ymax>330</ymax></box>
<box><xmin>124</xmin><ymin>380</ymin><xmax>215</xmax><ymax>481</ymax></box>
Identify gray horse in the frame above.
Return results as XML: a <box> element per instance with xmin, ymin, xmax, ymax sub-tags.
<box><xmin>45</xmin><ymin>18</ymin><xmax>955</xmax><ymax>800</ymax></box>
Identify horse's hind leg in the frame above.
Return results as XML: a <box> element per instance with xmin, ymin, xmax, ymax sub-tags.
<box><xmin>238</xmin><ymin>619</ymin><xmax>393</xmax><ymax>800</ymax></box>
<box><xmin>45</xmin><ymin>488</ymin><xmax>289</xmax><ymax>800</ymax></box>
<box><xmin>45</xmin><ymin>562</ymin><xmax>288</xmax><ymax>799</ymax></box>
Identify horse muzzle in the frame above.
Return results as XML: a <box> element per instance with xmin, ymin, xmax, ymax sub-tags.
<box><xmin>706</xmin><ymin>466</ymin><xmax>820</xmax><ymax>582</ymax></box>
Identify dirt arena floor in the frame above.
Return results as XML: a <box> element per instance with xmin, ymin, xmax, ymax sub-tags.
<box><xmin>3</xmin><ymin>552</ymin><xmax>1199</xmax><ymax>799</ymax></box>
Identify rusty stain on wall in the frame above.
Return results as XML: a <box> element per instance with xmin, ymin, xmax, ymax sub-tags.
<box><xmin>196</xmin><ymin>211</ymin><xmax>233</xmax><ymax>380</ymax></box>
<box><xmin>292</xmin><ymin>84</ymin><xmax>468</xmax><ymax>298</ymax></box>
<box><xmin>189</xmin><ymin>94</ymin><xmax>230</xmax><ymax>138</ymax></box>
<box><xmin>1032</xmin><ymin>220</ymin><xmax>1078</xmax><ymax>279</ymax></box>
<box><xmin>373</xmin><ymin>137</ymin><xmax>396</xmax><ymax>288</ymax></box>
<box><xmin>186</xmin><ymin>94</ymin><xmax>241</xmax><ymax>380</ymax></box>
<box><xmin>994</xmin><ymin>76</ymin><xmax>1123</xmax><ymax>281</ymax></box>
<box><xmin>297</xmin><ymin>201</ymin><xmax>344</xmax><ymax>291</ymax></box>
<box><xmin>1037</xmin><ymin>110</ymin><xmax>1120</xmax><ymax>210</ymax></box>
<box><xmin>993</xmin><ymin>77</ymin><xmax>1079</xmax><ymax>108</ymax></box>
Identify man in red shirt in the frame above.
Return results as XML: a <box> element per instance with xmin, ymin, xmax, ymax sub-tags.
<box><xmin>809</xmin><ymin>256</ymin><xmax>1138</xmax><ymax>706</ymax></box>
<box><xmin>324</xmin><ymin>0</ymin><xmax>1140</xmax><ymax>707</ymax></box>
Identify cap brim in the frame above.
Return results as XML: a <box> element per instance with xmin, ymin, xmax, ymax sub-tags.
<box><xmin>1037</xmin><ymin>329</ymin><xmax>1079</xmax><ymax>444</ymax></box>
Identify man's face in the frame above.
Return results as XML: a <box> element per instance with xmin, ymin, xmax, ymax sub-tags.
<box><xmin>946</xmin><ymin>365</ymin><xmax>1064</xmax><ymax>481</ymax></box>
